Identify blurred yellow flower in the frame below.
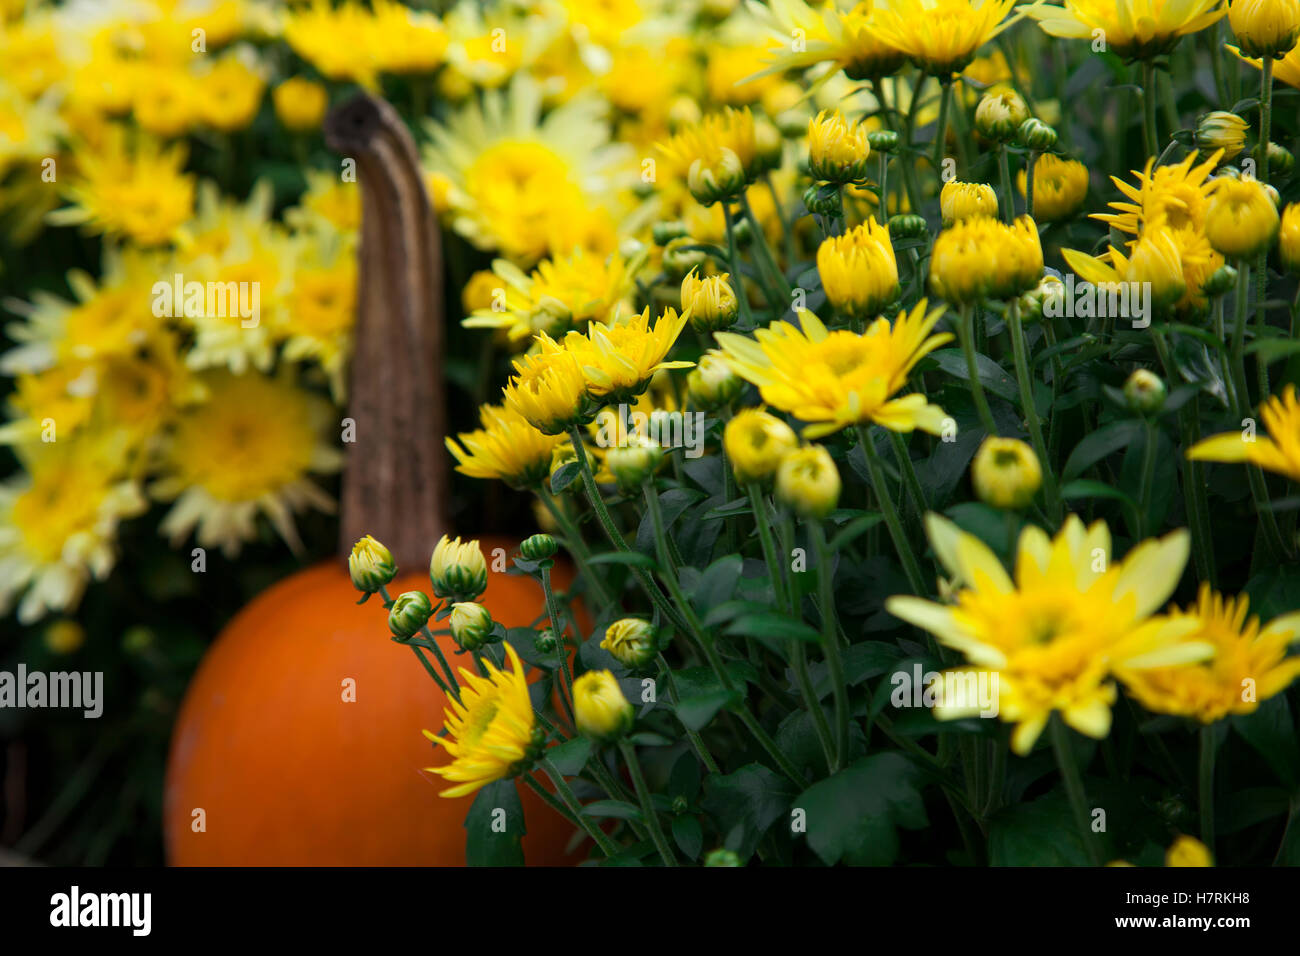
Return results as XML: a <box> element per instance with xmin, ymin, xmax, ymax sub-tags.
<box><xmin>1189</xmin><ymin>385</ymin><xmax>1300</xmax><ymax>482</ymax></box>
<box><xmin>940</xmin><ymin>181</ymin><xmax>999</xmax><ymax>226</ymax></box>
<box><xmin>1023</xmin><ymin>0</ymin><xmax>1226</xmax><ymax>60</ymax></box>
<box><xmin>1017</xmin><ymin>154</ymin><xmax>1089</xmax><ymax>222</ymax></box>
<box><xmin>874</xmin><ymin>0</ymin><xmax>1024</xmax><ymax>76</ymax></box>
<box><xmin>273</xmin><ymin>77</ymin><xmax>329</xmax><ymax>132</ymax></box>
<box><xmin>447</xmin><ymin>402</ymin><xmax>568</xmax><ymax>489</ymax></box>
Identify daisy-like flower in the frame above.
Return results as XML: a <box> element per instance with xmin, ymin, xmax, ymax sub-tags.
<box><xmin>1062</xmin><ymin>226</ymin><xmax>1188</xmax><ymax>314</ymax></box>
<box><xmin>152</xmin><ymin>370</ymin><xmax>342</xmax><ymax>558</ymax></box>
<box><xmin>715</xmin><ymin>301</ymin><xmax>952</xmax><ymax>439</ymax></box>
<box><xmin>447</xmin><ymin>402</ymin><xmax>568</xmax><ymax>489</ymax></box>
<box><xmin>563</xmin><ymin>307</ymin><xmax>693</xmax><ymax>404</ymax></box>
<box><xmin>872</xmin><ymin>0</ymin><xmax>1026</xmax><ymax>77</ymax></box>
<box><xmin>1093</xmin><ymin>150</ymin><xmax>1223</xmax><ymax>236</ymax></box>
<box><xmin>658</xmin><ymin>107</ymin><xmax>760</xmax><ymax>187</ymax></box>
<box><xmin>1189</xmin><ymin>385</ymin><xmax>1300</xmax><ymax>482</ymax></box>
<box><xmin>816</xmin><ymin>218</ymin><xmax>900</xmax><ymax>322</ymax></box>
<box><xmin>1118</xmin><ymin>584</ymin><xmax>1300</xmax><ymax>723</ymax></box>
<box><xmin>502</xmin><ymin>334</ymin><xmax>593</xmax><ymax>435</ymax></box>
<box><xmin>423</xmin><ymin>642</ymin><xmax>543</xmax><ymax>798</ymax></box>
<box><xmin>750</xmin><ymin>0</ymin><xmax>907</xmax><ymax>84</ymax></box>
<box><xmin>278</xmin><ymin>244</ymin><xmax>357</xmax><ymax>401</ymax></box>
<box><xmin>0</xmin><ymin>436</ymin><xmax>146</xmax><ymax>623</ymax></box>
<box><xmin>930</xmin><ymin>214</ymin><xmax>1044</xmax><ymax>303</ymax></box>
<box><xmin>1021</xmin><ymin>0</ymin><xmax>1226</xmax><ymax>61</ymax></box>
<box><xmin>46</xmin><ymin>128</ymin><xmax>194</xmax><ymax>246</ymax></box>
<box><xmin>463</xmin><ymin>246</ymin><xmax>645</xmax><ymax>345</ymax></box>
<box><xmin>194</xmin><ymin>49</ymin><xmax>265</xmax><ymax>133</ymax></box>
<box><xmin>1017</xmin><ymin>154</ymin><xmax>1090</xmax><ymax>222</ymax></box>
<box><xmin>886</xmin><ymin>514</ymin><xmax>1206</xmax><ymax>754</ymax></box>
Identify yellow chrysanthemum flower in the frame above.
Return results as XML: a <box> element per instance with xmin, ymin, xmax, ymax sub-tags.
<box><xmin>1203</xmin><ymin>175</ymin><xmax>1279</xmax><ymax>260</ymax></box>
<box><xmin>815</xmin><ymin>218</ymin><xmax>900</xmax><ymax>322</ymax></box>
<box><xmin>1195</xmin><ymin>111</ymin><xmax>1249</xmax><ymax>161</ymax></box>
<box><xmin>562</xmin><ymin>307</ymin><xmax>693</xmax><ymax>403</ymax></box>
<box><xmin>930</xmin><ymin>215</ymin><xmax>1044</xmax><ymax>303</ymax></box>
<box><xmin>1281</xmin><ymin>202</ymin><xmax>1300</xmax><ymax>272</ymax></box>
<box><xmin>807</xmin><ymin>110</ymin><xmax>872</xmax><ymax>184</ymax></box>
<box><xmin>724</xmin><ymin>408</ymin><xmax>800</xmax><ymax>485</ymax></box>
<box><xmin>423</xmin><ymin>642</ymin><xmax>541</xmax><ymax>798</ymax></box>
<box><xmin>1022</xmin><ymin>0</ymin><xmax>1227</xmax><ymax>61</ymax></box>
<box><xmin>1118</xmin><ymin>584</ymin><xmax>1300</xmax><ymax>723</ymax></box>
<box><xmin>502</xmin><ymin>334</ymin><xmax>592</xmax><ymax>435</ymax></box>
<box><xmin>873</xmin><ymin>0</ymin><xmax>1025</xmax><ymax>77</ymax></box>
<box><xmin>940</xmin><ymin>181</ymin><xmax>999</xmax><ymax>226</ymax></box>
<box><xmin>447</xmin><ymin>402</ymin><xmax>568</xmax><ymax>489</ymax></box>
<box><xmin>464</xmin><ymin>246</ymin><xmax>645</xmax><ymax>344</ymax></box>
<box><xmin>1093</xmin><ymin>149</ymin><xmax>1222</xmax><ymax>236</ymax></box>
<box><xmin>1228</xmin><ymin>41</ymin><xmax>1300</xmax><ymax>88</ymax></box>
<box><xmin>152</xmin><ymin>370</ymin><xmax>342</xmax><ymax>558</ymax></box>
<box><xmin>195</xmin><ymin>51</ymin><xmax>265</xmax><ymax>132</ymax></box>
<box><xmin>1017</xmin><ymin>154</ymin><xmax>1089</xmax><ymax>222</ymax></box>
<box><xmin>715</xmin><ymin>300</ymin><xmax>952</xmax><ymax>439</ymax></box>
<box><xmin>1189</xmin><ymin>385</ymin><xmax>1300</xmax><ymax>482</ymax></box>
<box><xmin>1062</xmin><ymin>227</ymin><xmax>1187</xmax><ymax>314</ymax></box>
<box><xmin>751</xmin><ymin>0</ymin><xmax>906</xmax><ymax>84</ymax></box>
<box><xmin>1228</xmin><ymin>0</ymin><xmax>1300</xmax><ymax>58</ymax></box>
<box><xmin>886</xmin><ymin>514</ymin><xmax>1206</xmax><ymax>754</ymax></box>
<box><xmin>47</xmin><ymin>129</ymin><xmax>194</xmax><ymax>246</ymax></box>
<box><xmin>658</xmin><ymin>107</ymin><xmax>759</xmax><ymax>186</ymax></box>
<box><xmin>272</xmin><ymin>76</ymin><xmax>329</xmax><ymax>132</ymax></box>
<box><xmin>573</xmin><ymin>670</ymin><xmax>635</xmax><ymax>742</ymax></box>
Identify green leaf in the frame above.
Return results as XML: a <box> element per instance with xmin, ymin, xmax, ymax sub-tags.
<box><xmin>988</xmin><ymin>793</ymin><xmax>1093</xmax><ymax>865</ymax></box>
<box><xmin>1245</xmin><ymin>337</ymin><xmax>1300</xmax><ymax>364</ymax></box>
<box><xmin>465</xmin><ymin>780</ymin><xmax>525</xmax><ymax>866</ymax></box>
<box><xmin>550</xmin><ymin>461</ymin><xmax>580</xmax><ymax>494</ymax></box>
<box><xmin>926</xmin><ymin>348</ymin><xmax>1020</xmax><ymax>403</ymax></box>
<box><xmin>1063</xmin><ymin>420</ymin><xmax>1143</xmax><ymax>481</ymax></box>
<box><xmin>671</xmin><ymin>815</ymin><xmax>704</xmax><ymax>861</ymax></box>
<box><xmin>796</xmin><ymin>753</ymin><xmax>930</xmax><ymax>865</ymax></box>
<box><xmin>828</xmin><ymin>513</ymin><xmax>884</xmax><ymax>552</ymax></box>
<box><xmin>674</xmin><ymin>689</ymin><xmax>741</xmax><ymax>731</ymax></box>
<box><xmin>546</xmin><ymin>736</ymin><xmax>593</xmax><ymax>777</ymax></box>
<box><xmin>1060</xmin><ymin>478</ymin><xmax>1141</xmax><ymax>516</ymax></box>
<box><xmin>581</xmin><ymin>800</ymin><xmax>644</xmax><ymax>821</ymax></box>
<box><xmin>1232</xmin><ymin>696</ymin><xmax>1300</xmax><ymax>790</ymax></box>
<box><xmin>726</xmin><ymin>613</ymin><xmax>823</xmax><ymax>655</ymax></box>
<box><xmin>693</xmin><ymin>554</ymin><xmax>743</xmax><ymax>609</ymax></box>
<box><xmin>701</xmin><ymin>763</ymin><xmax>798</xmax><ymax>861</ymax></box>
<box><xmin>586</xmin><ymin>551</ymin><xmax>660</xmax><ymax>569</ymax></box>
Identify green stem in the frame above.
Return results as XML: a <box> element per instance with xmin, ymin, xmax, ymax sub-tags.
<box><xmin>888</xmin><ymin>430</ymin><xmax>929</xmax><ymax>519</ymax></box>
<box><xmin>932</xmin><ymin>79</ymin><xmax>953</xmax><ymax>172</ymax></box>
<box><xmin>723</xmin><ymin>203</ymin><xmax>755</xmax><ymax>326</ymax></box>
<box><xmin>537</xmin><ymin>490</ymin><xmax>616</xmax><ymax>610</ymax></box>
<box><xmin>618</xmin><ymin>740</ymin><xmax>678</xmax><ymax>866</ymax></box>
<box><xmin>1137</xmin><ymin>417</ymin><xmax>1159</xmax><ymax>538</ymax></box>
<box><xmin>1025</xmin><ymin>150</ymin><xmax>1039</xmax><ymax>220</ymax></box>
<box><xmin>809</xmin><ymin>522</ymin><xmax>848</xmax><ymax>772</ymax></box>
<box><xmin>958</xmin><ymin>304</ymin><xmax>999</xmax><ymax>436</ymax></box>
<box><xmin>747</xmin><ymin>484</ymin><xmax>789</xmax><ymax>612</ymax></box>
<box><xmin>540</xmin><ymin>566</ymin><xmax>577</xmax><ymax>721</ymax></box>
<box><xmin>1050</xmin><ymin>716</ymin><xmax>1104</xmax><ymax>866</ymax></box>
<box><xmin>997</xmin><ymin>145</ymin><xmax>1014</xmax><ymax>222</ymax></box>
<box><xmin>658</xmin><ymin>654</ymin><xmax>721</xmax><ymax>774</ymax></box>
<box><xmin>740</xmin><ymin>192</ymin><xmax>792</xmax><ymax>306</ymax></box>
<box><xmin>1141</xmin><ymin>60</ymin><xmax>1158</xmax><ymax>158</ymax></box>
<box><xmin>1199</xmin><ymin>724</ymin><xmax>1217</xmax><ymax>855</ymax></box>
<box><xmin>1007</xmin><ymin>302</ymin><xmax>1061</xmax><ymax>521</ymax></box>
<box><xmin>537</xmin><ymin>760</ymin><xmax>622</xmax><ymax>858</ymax></box>
<box><xmin>858</xmin><ymin>426</ymin><xmax>929</xmax><ymax>596</ymax></box>
<box><xmin>1255</xmin><ymin>57</ymin><xmax>1273</xmax><ymax>401</ymax></box>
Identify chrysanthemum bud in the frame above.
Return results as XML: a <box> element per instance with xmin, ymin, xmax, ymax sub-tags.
<box><xmin>1124</xmin><ymin>369</ymin><xmax>1167</xmax><ymax>414</ymax></box>
<box><xmin>724</xmin><ymin>409</ymin><xmax>799</xmax><ymax>486</ymax></box>
<box><xmin>1196</xmin><ymin>111</ymin><xmax>1249</xmax><ymax>161</ymax></box>
<box><xmin>704</xmin><ymin>848</ymin><xmax>743</xmax><ymax>866</ymax></box>
<box><xmin>803</xmin><ymin>182</ymin><xmax>844</xmax><ymax>218</ymax></box>
<box><xmin>940</xmin><ymin>181</ymin><xmax>998</xmax><ymax>227</ymax></box>
<box><xmin>600</xmin><ymin>618</ymin><xmax>658</xmax><ymax>667</ymax></box>
<box><xmin>574</xmin><ymin>670</ymin><xmax>634</xmax><ymax>742</ymax></box>
<box><xmin>388</xmin><ymin>590</ymin><xmax>433</xmax><ymax>639</ymax></box>
<box><xmin>776</xmin><ymin>444</ymin><xmax>841</xmax><ymax>519</ymax></box>
<box><xmin>1228</xmin><ymin>0</ymin><xmax>1300</xmax><ymax>59</ymax></box>
<box><xmin>349</xmin><ymin>535</ymin><xmax>397</xmax><ymax>593</ymax></box>
<box><xmin>1017</xmin><ymin>274</ymin><xmax>1065</xmax><ymax>324</ymax></box>
<box><xmin>688</xmin><ymin>148</ymin><xmax>747</xmax><ymax>206</ymax></box>
<box><xmin>1017</xmin><ymin>117</ymin><xmax>1058</xmax><ymax>152</ymax></box>
<box><xmin>867</xmin><ymin>129</ymin><xmax>899</xmax><ymax>153</ymax></box>
<box><xmin>449</xmin><ymin>602</ymin><xmax>494</xmax><ymax>651</ymax></box>
<box><xmin>44</xmin><ymin>620</ymin><xmax>85</xmax><ymax>655</ymax></box>
<box><xmin>653</xmin><ymin>221</ymin><xmax>689</xmax><ymax>246</ymax></box>
<box><xmin>681</xmin><ymin>268</ymin><xmax>739</xmax><ymax>332</ymax></box>
<box><xmin>888</xmin><ymin>213</ymin><xmax>929</xmax><ymax>239</ymax></box>
<box><xmin>1205</xmin><ymin>177</ymin><xmax>1280</xmax><ymax>260</ymax></box>
<box><xmin>429</xmin><ymin>534</ymin><xmax>488</xmax><ymax>602</ymax></box>
<box><xmin>976</xmin><ymin>90</ymin><xmax>1029</xmax><ymax>143</ymax></box>
<box><xmin>662</xmin><ymin>237</ymin><xmax>710</xmax><ymax>278</ymax></box>
<box><xmin>1203</xmin><ymin>262</ymin><xmax>1240</xmax><ymax>297</ymax></box>
<box><xmin>1268</xmin><ymin>141</ymin><xmax>1295</xmax><ymax>177</ymax></box>
<box><xmin>520</xmin><ymin>533</ymin><xmax>558</xmax><ymax>562</ymax></box>
<box><xmin>605</xmin><ymin>437</ymin><xmax>665</xmax><ymax>491</ymax></box>
<box><xmin>688</xmin><ymin>350</ymin><xmax>744</xmax><ymax>409</ymax></box>
<box><xmin>971</xmin><ymin>437</ymin><xmax>1042</xmax><ymax>510</ymax></box>
<box><xmin>535</xmin><ymin>628</ymin><xmax>559</xmax><ymax>654</ymax></box>
<box><xmin>1280</xmin><ymin>203</ymin><xmax>1300</xmax><ymax>273</ymax></box>
<box><xmin>817</xmin><ymin>218</ymin><xmax>900</xmax><ymax>321</ymax></box>
<box><xmin>807</xmin><ymin>110</ymin><xmax>872</xmax><ymax>184</ymax></box>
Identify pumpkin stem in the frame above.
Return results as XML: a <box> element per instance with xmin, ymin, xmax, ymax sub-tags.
<box><xmin>325</xmin><ymin>94</ymin><xmax>449</xmax><ymax>570</ymax></box>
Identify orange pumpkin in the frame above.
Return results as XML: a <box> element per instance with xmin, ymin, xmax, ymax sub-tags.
<box><xmin>164</xmin><ymin>543</ymin><xmax>584</xmax><ymax>866</ymax></box>
<box><xmin>164</xmin><ymin>95</ymin><xmax>592</xmax><ymax>866</ymax></box>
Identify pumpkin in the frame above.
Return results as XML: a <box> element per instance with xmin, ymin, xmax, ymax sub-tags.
<box><xmin>163</xmin><ymin>95</ymin><xmax>588</xmax><ymax>866</ymax></box>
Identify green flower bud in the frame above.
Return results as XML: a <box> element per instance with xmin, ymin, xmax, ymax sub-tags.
<box><xmin>600</xmin><ymin>618</ymin><xmax>658</xmax><ymax>667</ymax></box>
<box><xmin>662</xmin><ymin>237</ymin><xmax>709</xmax><ymax>279</ymax></box>
<box><xmin>349</xmin><ymin>534</ymin><xmax>397</xmax><ymax>593</ymax></box>
<box><xmin>688</xmin><ymin>350</ymin><xmax>744</xmax><ymax>409</ymax></box>
<box><xmin>535</xmin><ymin>628</ymin><xmax>559</xmax><ymax>655</ymax></box>
<box><xmin>520</xmin><ymin>533</ymin><xmax>558</xmax><ymax>562</ymax></box>
<box><xmin>803</xmin><ymin>182</ymin><xmax>844</xmax><ymax>218</ymax></box>
<box><xmin>704</xmin><ymin>848</ymin><xmax>743</xmax><ymax>867</ymax></box>
<box><xmin>688</xmin><ymin>148</ymin><xmax>747</xmax><ymax>206</ymax></box>
<box><xmin>388</xmin><ymin>590</ymin><xmax>433</xmax><ymax>639</ymax></box>
<box><xmin>1016</xmin><ymin>274</ymin><xmax>1065</xmax><ymax>324</ymax></box>
<box><xmin>605</xmin><ymin>437</ymin><xmax>665</xmax><ymax>491</ymax></box>
<box><xmin>1196</xmin><ymin>111</ymin><xmax>1248</xmax><ymax>161</ymax></box>
<box><xmin>1268</xmin><ymin>142</ymin><xmax>1295</xmax><ymax>178</ymax></box>
<box><xmin>887</xmin><ymin>213</ymin><xmax>928</xmax><ymax>240</ymax></box>
<box><xmin>867</xmin><ymin>129</ymin><xmax>899</xmax><ymax>153</ymax></box>
<box><xmin>652</xmin><ymin>221</ymin><xmax>689</xmax><ymax>246</ymax></box>
<box><xmin>1017</xmin><ymin>117</ymin><xmax>1058</xmax><ymax>152</ymax></box>
<box><xmin>976</xmin><ymin>90</ymin><xmax>1029</xmax><ymax>143</ymax></box>
<box><xmin>449</xmin><ymin>602</ymin><xmax>494</xmax><ymax>651</ymax></box>
<box><xmin>429</xmin><ymin>534</ymin><xmax>488</xmax><ymax>603</ymax></box>
<box><xmin>1202</xmin><ymin>263</ymin><xmax>1239</xmax><ymax>298</ymax></box>
<box><xmin>1124</xmin><ymin>369</ymin><xmax>1167</xmax><ymax>415</ymax></box>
